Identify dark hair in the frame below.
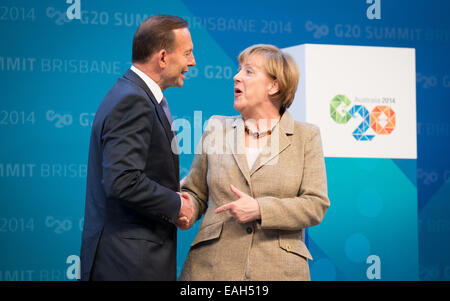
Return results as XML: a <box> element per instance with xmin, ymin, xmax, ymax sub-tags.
<box><xmin>132</xmin><ymin>15</ymin><xmax>188</xmax><ymax>63</ymax></box>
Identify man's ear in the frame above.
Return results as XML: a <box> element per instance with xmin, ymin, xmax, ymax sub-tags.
<box><xmin>268</xmin><ymin>79</ymin><xmax>279</xmax><ymax>96</ymax></box>
<box><xmin>157</xmin><ymin>49</ymin><xmax>167</xmax><ymax>68</ymax></box>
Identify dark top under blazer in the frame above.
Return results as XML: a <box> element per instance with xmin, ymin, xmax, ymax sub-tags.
<box><xmin>80</xmin><ymin>69</ymin><xmax>181</xmax><ymax>281</ymax></box>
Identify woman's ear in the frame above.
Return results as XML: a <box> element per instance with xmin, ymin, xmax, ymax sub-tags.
<box><xmin>268</xmin><ymin>79</ymin><xmax>279</xmax><ymax>96</ymax></box>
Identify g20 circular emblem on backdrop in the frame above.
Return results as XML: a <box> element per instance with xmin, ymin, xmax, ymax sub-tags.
<box><xmin>330</xmin><ymin>94</ymin><xmax>396</xmax><ymax>141</ymax></box>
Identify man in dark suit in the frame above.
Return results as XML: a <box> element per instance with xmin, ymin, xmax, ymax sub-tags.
<box><xmin>80</xmin><ymin>15</ymin><xmax>196</xmax><ymax>281</ymax></box>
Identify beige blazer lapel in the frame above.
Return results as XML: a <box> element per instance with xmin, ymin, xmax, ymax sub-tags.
<box><xmin>227</xmin><ymin>117</ymin><xmax>251</xmax><ymax>185</ymax></box>
<box><xmin>250</xmin><ymin>111</ymin><xmax>295</xmax><ymax>176</ymax></box>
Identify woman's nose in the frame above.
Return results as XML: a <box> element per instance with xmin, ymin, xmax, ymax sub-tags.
<box><xmin>233</xmin><ymin>70</ymin><xmax>241</xmax><ymax>82</ymax></box>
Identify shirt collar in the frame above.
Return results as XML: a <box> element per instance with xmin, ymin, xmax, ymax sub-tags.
<box><xmin>130</xmin><ymin>65</ymin><xmax>163</xmax><ymax>104</ymax></box>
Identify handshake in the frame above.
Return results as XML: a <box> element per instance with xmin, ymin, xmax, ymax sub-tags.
<box><xmin>176</xmin><ymin>192</ymin><xmax>194</xmax><ymax>230</ymax></box>
<box><xmin>175</xmin><ymin>184</ymin><xmax>262</xmax><ymax>230</ymax></box>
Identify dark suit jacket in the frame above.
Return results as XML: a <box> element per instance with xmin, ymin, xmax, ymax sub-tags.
<box><xmin>80</xmin><ymin>69</ymin><xmax>181</xmax><ymax>281</ymax></box>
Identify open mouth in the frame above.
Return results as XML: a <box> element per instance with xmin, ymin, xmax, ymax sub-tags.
<box><xmin>181</xmin><ymin>69</ymin><xmax>188</xmax><ymax>79</ymax></box>
<box><xmin>234</xmin><ymin>87</ymin><xmax>243</xmax><ymax>96</ymax></box>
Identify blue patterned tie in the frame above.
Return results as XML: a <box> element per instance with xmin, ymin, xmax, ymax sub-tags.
<box><xmin>160</xmin><ymin>96</ymin><xmax>173</xmax><ymax>127</ymax></box>
<box><xmin>160</xmin><ymin>96</ymin><xmax>178</xmax><ymax>154</ymax></box>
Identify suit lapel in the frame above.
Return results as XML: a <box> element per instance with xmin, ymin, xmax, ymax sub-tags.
<box><xmin>123</xmin><ymin>69</ymin><xmax>175</xmax><ymax>146</ymax></box>
<box><xmin>123</xmin><ymin>69</ymin><xmax>179</xmax><ymax>183</ymax></box>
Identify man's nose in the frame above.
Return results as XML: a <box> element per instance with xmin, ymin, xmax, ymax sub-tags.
<box><xmin>189</xmin><ymin>53</ymin><xmax>196</xmax><ymax>66</ymax></box>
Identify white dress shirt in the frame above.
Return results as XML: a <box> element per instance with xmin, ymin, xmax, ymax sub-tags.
<box><xmin>130</xmin><ymin>65</ymin><xmax>163</xmax><ymax>104</ymax></box>
<box><xmin>246</xmin><ymin>146</ymin><xmax>261</xmax><ymax>169</ymax></box>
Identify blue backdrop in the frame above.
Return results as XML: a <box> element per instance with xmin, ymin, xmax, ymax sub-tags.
<box><xmin>0</xmin><ymin>0</ymin><xmax>449</xmax><ymax>281</ymax></box>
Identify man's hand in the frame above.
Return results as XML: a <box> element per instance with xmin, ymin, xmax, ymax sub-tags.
<box><xmin>176</xmin><ymin>192</ymin><xmax>194</xmax><ymax>230</ymax></box>
<box><xmin>215</xmin><ymin>184</ymin><xmax>261</xmax><ymax>223</ymax></box>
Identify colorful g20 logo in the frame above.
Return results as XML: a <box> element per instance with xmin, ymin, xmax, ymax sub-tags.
<box><xmin>330</xmin><ymin>95</ymin><xmax>396</xmax><ymax>141</ymax></box>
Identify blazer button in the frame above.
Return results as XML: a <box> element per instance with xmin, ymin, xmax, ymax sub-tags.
<box><xmin>286</xmin><ymin>244</ymin><xmax>291</xmax><ymax>252</ymax></box>
<box><xmin>246</xmin><ymin>227</ymin><xmax>253</xmax><ymax>234</ymax></box>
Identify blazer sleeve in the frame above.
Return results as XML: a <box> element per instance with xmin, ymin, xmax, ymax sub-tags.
<box><xmin>180</xmin><ymin>118</ymin><xmax>219</xmax><ymax>225</ymax></box>
<box><xmin>257</xmin><ymin>125</ymin><xmax>330</xmax><ymax>231</ymax></box>
<box><xmin>101</xmin><ymin>94</ymin><xmax>181</xmax><ymax>223</ymax></box>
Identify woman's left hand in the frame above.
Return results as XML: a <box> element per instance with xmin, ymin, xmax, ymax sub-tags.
<box><xmin>215</xmin><ymin>184</ymin><xmax>261</xmax><ymax>223</ymax></box>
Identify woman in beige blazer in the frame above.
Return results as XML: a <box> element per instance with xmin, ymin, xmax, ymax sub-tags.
<box><xmin>177</xmin><ymin>44</ymin><xmax>330</xmax><ymax>281</ymax></box>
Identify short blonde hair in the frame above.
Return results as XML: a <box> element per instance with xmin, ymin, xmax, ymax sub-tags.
<box><xmin>238</xmin><ymin>44</ymin><xmax>299</xmax><ymax>113</ymax></box>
